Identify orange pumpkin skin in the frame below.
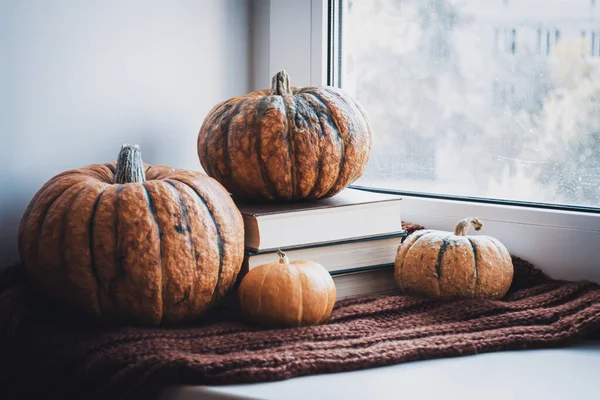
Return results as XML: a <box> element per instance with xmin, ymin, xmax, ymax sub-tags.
<box><xmin>394</xmin><ymin>218</ymin><xmax>514</xmax><ymax>300</ymax></box>
<box><xmin>197</xmin><ymin>70</ymin><xmax>373</xmax><ymax>201</ymax></box>
<box><xmin>18</xmin><ymin>145</ymin><xmax>245</xmax><ymax>326</ymax></box>
<box><xmin>238</xmin><ymin>251</ymin><xmax>336</xmax><ymax>327</ymax></box>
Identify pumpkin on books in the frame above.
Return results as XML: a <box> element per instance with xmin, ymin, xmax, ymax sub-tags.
<box><xmin>394</xmin><ymin>218</ymin><xmax>513</xmax><ymax>300</ymax></box>
<box><xmin>18</xmin><ymin>144</ymin><xmax>244</xmax><ymax>326</ymax></box>
<box><xmin>238</xmin><ymin>250</ymin><xmax>336</xmax><ymax>327</ymax></box>
<box><xmin>197</xmin><ymin>70</ymin><xmax>373</xmax><ymax>201</ymax></box>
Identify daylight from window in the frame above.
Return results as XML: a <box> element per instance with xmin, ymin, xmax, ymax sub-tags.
<box><xmin>345</xmin><ymin>0</ymin><xmax>600</xmax><ymax>208</ymax></box>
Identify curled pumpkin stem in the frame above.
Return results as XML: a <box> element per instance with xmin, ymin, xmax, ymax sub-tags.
<box><xmin>454</xmin><ymin>217</ymin><xmax>483</xmax><ymax>236</ymax></box>
<box><xmin>276</xmin><ymin>249</ymin><xmax>290</xmax><ymax>264</ymax></box>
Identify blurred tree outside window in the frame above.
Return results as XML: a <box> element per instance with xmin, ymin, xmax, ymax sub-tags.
<box><xmin>343</xmin><ymin>0</ymin><xmax>600</xmax><ymax>208</ymax></box>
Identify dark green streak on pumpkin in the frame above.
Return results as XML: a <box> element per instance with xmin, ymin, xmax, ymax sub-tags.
<box><xmin>19</xmin><ymin>198</ymin><xmax>40</xmax><ymax>261</ymax></box>
<box><xmin>107</xmin><ymin>185</ymin><xmax>123</xmax><ymax>316</ymax></box>
<box><xmin>468</xmin><ymin>238</ymin><xmax>479</xmax><ymax>296</ymax></box>
<box><xmin>171</xmin><ymin>179</ymin><xmax>223</xmax><ymax>308</ymax></box>
<box><xmin>291</xmin><ymin>95</ymin><xmax>313</xmax><ymax>196</ymax></box>
<box><xmin>338</xmin><ymin>91</ymin><xmax>372</xmax><ymax>181</ymax></box>
<box><xmin>164</xmin><ymin>180</ymin><xmax>197</xmax><ymax>309</ymax></box>
<box><xmin>175</xmin><ymin>289</ymin><xmax>191</xmax><ymax>305</ymax></box>
<box><xmin>293</xmin><ymin>96</ymin><xmax>311</xmax><ymax>131</ymax></box>
<box><xmin>202</xmin><ymin>101</ymin><xmax>232</xmax><ymax>179</ymax></box>
<box><xmin>435</xmin><ymin>239</ymin><xmax>451</xmax><ymax>281</ymax></box>
<box><xmin>114</xmin><ymin>185</ymin><xmax>126</xmax><ymax>279</ymax></box>
<box><xmin>254</xmin><ymin>97</ymin><xmax>278</xmax><ymax>199</ymax></box>
<box><xmin>298</xmin><ymin>94</ymin><xmax>326</xmax><ymax>198</ymax></box>
<box><xmin>88</xmin><ymin>188</ymin><xmax>105</xmax><ymax>316</ymax></box>
<box><xmin>219</xmin><ymin>101</ymin><xmax>244</xmax><ymax>180</ymax></box>
<box><xmin>59</xmin><ymin>186</ymin><xmax>88</xmax><ymax>298</ymax></box>
<box><xmin>328</xmin><ymin>88</ymin><xmax>361</xmax><ymax>133</ymax></box>
<box><xmin>29</xmin><ymin>183</ymin><xmax>73</xmax><ymax>268</ymax></box>
<box><xmin>35</xmin><ymin>184</ymin><xmax>78</xmax><ymax>267</ymax></box>
<box><xmin>326</xmin><ymin>88</ymin><xmax>368</xmax><ymax>184</ymax></box>
<box><xmin>165</xmin><ymin>180</ymin><xmax>195</xmax><ymax>250</ymax></box>
<box><xmin>152</xmin><ymin>169</ymin><xmax>174</xmax><ymax>180</ymax></box>
<box><xmin>309</xmin><ymin>156</ymin><xmax>324</xmax><ymax>199</ymax></box>
<box><xmin>142</xmin><ymin>184</ymin><xmax>164</xmax><ymax>319</ymax></box>
<box><xmin>104</xmin><ymin>163</ymin><xmax>116</xmax><ymax>174</ymax></box>
<box><xmin>20</xmin><ymin>179</ymin><xmax>57</xmax><ymax>250</ymax></box>
<box><xmin>142</xmin><ymin>185</ymin><xmax>162</xmax><ymax>250</ymax></box>
<box><xmin>301</xmin><ymin>91</ymin><xmax>345</xmax><ymax>197</ymax></box>
<box><xmin>278</xmin><ymin>92</ymin><xmax>297</xmax><ymax>199</ymax></box>
<box><xmin>302</xmin><ymin>92</ymin><xmax>343</xmax><ymax>140</ymax></box>
<box><xmin>299</xmin><ymin>93</ymin><xmax>328</xmax><ymax>138</ymax></box>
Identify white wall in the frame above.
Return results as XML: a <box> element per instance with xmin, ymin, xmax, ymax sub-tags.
<box><xmin>0</xmin><ymin>0</ymin><xmax>251</xmax><ymax>266</ymax></box>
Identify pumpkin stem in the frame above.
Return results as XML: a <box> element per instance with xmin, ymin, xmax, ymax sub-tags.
<box><xmin>271</xmin><ymin>70</ymin><xmax>292</xmax><ymax>96</ymax></box>
<box><xmin>114</xmin><ymin>144</ymin><xmax>146</xmax><ymax>184</ymax></box>
<box><xmin>454</xmin><ymin>217</ymin><xmax>483</xmax><ymax>236</ymax></box>
<box><xmin>276</xmin><ymin>249</ymin><xmax>290</xmax><ymax>264</ymax></box>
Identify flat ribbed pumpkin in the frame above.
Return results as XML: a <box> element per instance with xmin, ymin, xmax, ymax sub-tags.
<box><xmin>394</xmin><ymin>218</ymin><xmax>514</xmax><ymax>299</ymax></box>
<box><xmin>197</xmin><ymin>70</ymin><xmax>373</xmax><ymax>201</ymax></box>
<box><xmin>238</xmin><ymin>250</ymin><xmax>336</xmax><ymax>327</ymax></box>
<box><xmin>18</xmin><ymin>144</ymin><xmax>244</xmax><ymax>325</ymax></box>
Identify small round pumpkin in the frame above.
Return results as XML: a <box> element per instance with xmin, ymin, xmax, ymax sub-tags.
<box><xmin>394</xmin><ymin>218</ymin><xmax>513</xmax><ymax>299</ymax></box>
<box><xmin>238</xmin><ymin>250</ymin><xmax>336</xmax><ymax>327</ymax></box>
<box><xmin>18</xmin><ymin>144</ymin><xmax>245</xmax><ymax>325</ymax></box>
<box><xmin>197</xmin><ymin>70</ymin><xmax>373</xmax><ymax>201</ymax></box>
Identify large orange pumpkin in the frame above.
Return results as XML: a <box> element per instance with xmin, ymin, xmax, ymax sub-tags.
<box><xmin>18</xmin><ymin>144</ymin><xmax>244</xmax><ymax>325</ymax></box>
<box><xmin>197</xmin><ymin>70</ymin><xmax>373</xmax><ymax>201</ymax></box>
<box><xmin>238</xmin><ymin>250</ymin><xmax>336</xmax><ymax>327</ymax></box>
<box><xmin>394</xmin><ymin>218</ymin><xmax>514</xmax><ymax>300</ymax></box>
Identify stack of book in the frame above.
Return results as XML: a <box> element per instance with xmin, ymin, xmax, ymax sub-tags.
<box><xmin>236</xmin><ymin>188</ymin><xmax>405</xmax><ymax>300</ymax></box>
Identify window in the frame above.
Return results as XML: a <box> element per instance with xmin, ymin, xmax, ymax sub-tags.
<box><xmin>581</xmin><ymin>29</ymin><xmax>600</xmax><ymax>57</ymax></box>
<box><xmin>536</xmin><ymin>28</ymin><xmax>560</xmax><ymax>56</ymax></box>
<box><xmin>337</xmin><ymin>0</ymin><xmax>600</xmax><ymax>209</ymax></box>
<box><xmin>244</xmin><ymin>0</ymin><xmax>600</xmax><ymax>288</ymax></box>
<box><xmin>494</xmin><ymin>27</ymin><xmax>518</xmax><ymax>55</ymax></box>
<box><xmin>261</xmin><ymin>0</ymin><xmax>600</xmax><ymax>283</ymax></box>
<box><xmin>511</xmin><ymin>28</ymin><xmax>517</xmax><ymax>54</ymax></box>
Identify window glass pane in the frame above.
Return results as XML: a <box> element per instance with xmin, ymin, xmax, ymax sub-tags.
<box><xmin>342</xmin><ymin>0</ymin><xmax>600</xmax><ymax>208</ymax></box>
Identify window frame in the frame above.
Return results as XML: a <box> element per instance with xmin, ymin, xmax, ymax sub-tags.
<box><xmin>255</xmin><ymin>0</ymin><xmax>600</xmax><ymax>284</ymax></box>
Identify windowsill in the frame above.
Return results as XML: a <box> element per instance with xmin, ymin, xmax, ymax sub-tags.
<box><xmin>161</xmin><ymin>340</ymin><xmax>600</xmax><ymax>400</ymax></box>
<box><xmin>394</xmin><ymin>193</ymin><xmax>600</xmax><ymax>284</ymax></box>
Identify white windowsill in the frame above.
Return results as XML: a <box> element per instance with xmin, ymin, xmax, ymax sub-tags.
<box><xmin>160</xmin><ymin>341</ymin><xmax>600</xmax><ymax>400</ymax></box>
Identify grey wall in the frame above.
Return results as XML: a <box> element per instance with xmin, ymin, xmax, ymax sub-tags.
<box><xmin>0</xmin><ymin>0</ymin><xmax>251</xmax><ymax>266</ymax></box>
<box><xmin>248</xmin><ymin>0</ymin><xmax>270</xmax><ymax>91</ymax></box>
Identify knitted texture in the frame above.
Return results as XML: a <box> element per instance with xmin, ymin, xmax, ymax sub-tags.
<box><xmin>0</xmin><ymin>223</ymin><xmax>599</xmax><ymax>400</ymax></box>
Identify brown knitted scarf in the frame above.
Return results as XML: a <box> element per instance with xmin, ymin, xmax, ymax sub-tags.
<box><xmin>1</xmin><ymin>223</ymin><xmax>599</xmax><ymax>400</ymax></box>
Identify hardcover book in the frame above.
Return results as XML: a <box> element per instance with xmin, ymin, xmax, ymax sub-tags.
<box><xmin>236</xmin><ymin>188</ymin><xmax>403</xmax><ymax>251</ymax></box>
<box><xmin>243</xmin><ymin>232</ymin><xmax>407</xmax><ymax>275</ymax></box>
